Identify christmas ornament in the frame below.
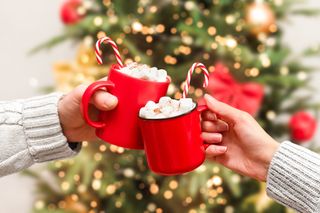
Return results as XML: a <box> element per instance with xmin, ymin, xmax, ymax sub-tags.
<box><xmin>245</xmin><ymin>2</ymin><xmax>276</xmax><ymax>35</ymax></box>
<box><xmin>207</xmin><ymin>63</ymin><xmax>264</xmax><ymax>116</ymax></box>
<box><xmin>60</xmin><ymin>0</ymin><xmax>84</xmax><ymax>25</ymax></box>
<box><xmin>64</xmin><ymin>196</ymin><xmax>88</xmax><ymax>213</ymax></box>
<box><xmin>289</xmin><ymin>111</ymin><xmax>317</xmax><ymax>142</ymax></box>
<box><xmin>54</xmin><ymin>44</ymin><xmax>108</xmax><ymax>92</ymax></box>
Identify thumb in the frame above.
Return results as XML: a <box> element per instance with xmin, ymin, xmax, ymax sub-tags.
<box><xmin>204</xmin><ymin>94</ymin><xmax>241</xmax><ymax>123</ymax></box>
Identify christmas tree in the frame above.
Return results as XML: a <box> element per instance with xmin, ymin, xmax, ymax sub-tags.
<box><xmin>27</xmin><ymin>0</ymin><xmax>320</xmax><ymax>212</ymax></box>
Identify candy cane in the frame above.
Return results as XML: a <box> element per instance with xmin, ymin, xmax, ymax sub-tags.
<box><xmin>183</xmin><ymin>63</ymin><xmax>210</xmax><ymax>98</ymax></box>
<box><xmin>95</xmin><ymin>36</ymin><xmax>124</xmax><ymax>67</ymax></box>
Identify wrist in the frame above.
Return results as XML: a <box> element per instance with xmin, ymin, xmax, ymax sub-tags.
<box><xmin>57</xmin><ymin>96</ymin><xmax>68</xmax><ymax>137</ymax></box>
<box><xmin>260</xmin><ymin>138</ymin><xmax>279</xmax><ymax>181</ymax></box>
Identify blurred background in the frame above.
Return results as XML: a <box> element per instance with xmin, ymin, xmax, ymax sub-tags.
<box><xmin>1</xmin><ymin>0</ymin><xmax>320</xmax><ymax>212</ymax></box>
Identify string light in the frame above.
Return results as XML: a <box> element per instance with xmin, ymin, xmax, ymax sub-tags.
<box><xmin>58</xmin><ymin>171</ymin><xmax>65</xmax><ymax>178</ymax></box>
<box><xmin>94</xmin><ymin>153</ymin><xmax>102</xmax><ymax>161</ymax></box>
<box><xmin>297</xmin><ymin>71</ymin><xmax>307</xmax><ymax>81</ymax></box>
<box><xmin>132</xmin><ymin>21</ymin><xmax>143</xmax><ymax>32</ymax></box>
<box><xmin>123</xmin><ymin>168</ymin><xmax>135</xmax><ymax>178</ymax></box>
<box><xmin>200</xmin><ymin>203</ymin><xmax>206</xmax><ymax>210</ymax></box>
<box><xmin>137</xmin><ymin>7</ymin><xmax>144</xmax><ymax>14</ymax></box>
<box><xmin>149</xmin><ymin>6</ymin><xmax>158</xmax><ymax>13</ymax></box>
<box><xmin>92</xmin><ymin>179</ymin><xmax>102</xmax><ymax>190</ymax></box>
<box><xmin>156</xmin><ymin>208</ymin><xmax>163</xmax><ymax>213</ymax></box>
<box><xmin>164</xmin><ymin>55</ymin><xmax>177</xmax><ymax>64</ymax></box>
<box><xmin>280</xmin><ymin>66</ymin><xmax>289</xmax><ymax>75</ymax></box>
<box><xmin>185</xmin><ymin>1</ymin><xmax>195</xmax><ymax>10</ymax></box>
<box><xmin>266</xmin><ymin>110</ymin><xmax>276</xmax><ymax>120</ymax></box>
<box><xmin>115</xmin><ymin>201</ymin><xmax>122</xmax><ymax>208</ymax></box>
<box><xmin>34</xmin><ymin>200</ymin><xmax>45</xmax><ymax>210</ymax></box>
<box><xmin>169</xmin><ymin>180</ymin><xmax>179</xmax><ymax>190</ymax></box>
<box><xmin>207</xmin><ymin>26</ymin><xmax>217</xmax><ymax>36</ymax></box>
<box><xmin>150</xmin><ymin>183</ymin><xmax>159</xmax><ymax>194</ymax></box>
<box><xmin>93</xmin><ymin>16</ymin><xmax>103</xmax><ymax>26</ymax></box>
<box><xmin>146</xmin><ymin>36</ymin><xmax>153</xmax><ymax>43</ymax></box>
<box><xmin>185</xmin><ymin>17</ymin><xmax>193</xmax><ymax>25</ymax></box>
<box><xmin>225</xmin><ymin>15</ymin><xmax>236</xmax><ymax>24</ymax></box>
<box><xmin>74</xmin><ymin>174</ymin><xmax>80</xmax><ymax>182</ymax></box>
<box><xmin>78</xmin><ymin>184</ymin><xmax>87</xmax><ymax>193</ymax></box>
<box><xmin>106</xmin><ymin>184</ymin><xmax>116</xmax><ymax>195</ymax></box>
<box><xmin>185</xmin><ymin>196</ymin><xmax>193</xmax><ymax>204</ymax></box>
<box><xmin>259</xmin><ymin>54</ymin><xmax>271</xmax><ymax>67</ymax></box>
<box><xmin>99</xmin><ymin>145</ymin><xmax>107</xmax><ymax>152</ymax></box>
<box><xmin>136</xmin><ymin>193</ymin><xmax>143</xmax><ymax>200</ymax></box>
<box><xmin>61</xmin><ymin>181</ymin><xmax>70</xmax><ymax>191</ymax></box>
<box><xmin>197</xmin><ymin>21</ymin><xmax>204</xmax><ymax>28</ymax></box>
<box><xmin>147</xmin><ymin>203</ymin><xmax>157</xmax><ymax>211</ymax></box>
<box><xmin>163</xmin><ymin>190</ymin><xmax>173</xmax><ymax>199</ymax></box>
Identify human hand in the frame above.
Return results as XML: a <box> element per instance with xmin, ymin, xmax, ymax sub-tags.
<box><xmin>58</xmin><ymin>78</ymin><xmax>118</xmax><ymax>142</ymax></box>
<box><xmin>202</xmin><ymin>94</ymin><xmax>279</xmax><ymax>181</ymax></box>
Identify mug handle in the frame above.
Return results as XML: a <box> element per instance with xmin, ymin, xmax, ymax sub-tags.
<box><xmin>197</xmin><ymin>104</ymin><xmax>211</xmax><ymax>150</ymax></box>
<box><xmin>81</xmin><ymin>80</ymin><xmax>115</xmax><ymax>128</ymax></box>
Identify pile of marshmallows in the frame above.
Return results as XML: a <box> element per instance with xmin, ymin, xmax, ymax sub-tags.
<box><xmin>118</xmin><ymin>62</ymin><xmax>167</xmax><ymax>82</ymax></box>
<box><xmin>139</xmin><ymin>97</ymin><xmax>195</xmax><ymax>119</ymax></box>
<box><xmin>118</xmin><ymin>63</ymin><xmax>196</xmax><ymax>119</ymax></box>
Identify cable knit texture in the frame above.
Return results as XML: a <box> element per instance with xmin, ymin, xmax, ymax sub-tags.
<box><xmin>267</xmin><ymin>141</ymin><xmax>320</xmax><ymax>213</ymax></box>
<box><xmin>0</xmin><ymin>93</ymin><xmax>81</xmax><ymax>177</ymax></box>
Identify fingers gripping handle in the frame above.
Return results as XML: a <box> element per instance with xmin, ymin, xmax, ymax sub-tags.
<box><xmin>197</xmin><ymin>105</ymin><xmax>210</xmax><ymax>150</ymax></box>
<box><xmin>81</xmin><ymin>81</ymin><xmax>115</xmax><ymax>128</ymax></box>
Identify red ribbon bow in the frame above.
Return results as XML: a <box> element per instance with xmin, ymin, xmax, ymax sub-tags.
<box><xmin>205</xmin><ymin>63</ymin><xmax>264</xmax><ymax>116</ymax></box>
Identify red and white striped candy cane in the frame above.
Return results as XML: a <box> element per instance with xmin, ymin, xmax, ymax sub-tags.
<box><xmin>95</xmin><ymin>36</ymin><xmax>124</xmax><ymax>67</ymax></box>
<box><xmin>183</xmin><ymin>62</ymin><xmax>210</xmax><ymax>98</ymax></box>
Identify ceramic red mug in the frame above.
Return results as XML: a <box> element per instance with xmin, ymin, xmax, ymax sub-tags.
<box><xmin>139</xmin><ymin>104</ymin><xmax>209</xmax><ymax>175</ymax></box>
<box><xmin>81</xmin><ymin>64</ymin><xmax>170</xmax><ymax>149</ymax></box>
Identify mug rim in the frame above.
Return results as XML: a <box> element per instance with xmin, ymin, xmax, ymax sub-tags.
<box><xmin>138</xmin><ymin>103</ymin><xmax>198</xmax><ymax>121</ymax></box>
<box><xmin>111</xmin><ymin>64</ymin><xmax>171</xmax><ymax>85</ymax></box>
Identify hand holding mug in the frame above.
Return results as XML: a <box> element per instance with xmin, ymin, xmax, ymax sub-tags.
<box><xmin>58</xmin><ymin>79</ymin><xmax>118</xmax><ymax>142</ymax></box>
<box><xmin>202</xmin><ymin>94</ymin><xmax>279</xmax><ymax>181</ymax></box>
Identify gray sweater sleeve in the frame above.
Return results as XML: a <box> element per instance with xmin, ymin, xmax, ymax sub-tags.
<box><xmin>0</xmin><ymin>93</ymin><xmax>81</xmax><ymax>177</ymax></box>
<box><xmin>266</xmin><ymin>141</ymin><xmax>320</xmax><ymax>212</ymax></box>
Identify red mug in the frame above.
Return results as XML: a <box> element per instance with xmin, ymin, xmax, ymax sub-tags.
<box><xmin>81</xmin><ymin>64</ymin><xmax>170</xmax><ymax>149</ymax></box>
<box><xmin>138</xmin><ymin>104</ymin><xmax>209</xmax><ymax>175</ymax></box>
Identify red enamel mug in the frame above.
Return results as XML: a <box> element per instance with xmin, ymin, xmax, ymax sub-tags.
<box><xmin>138</xmin><ymin>104</ymin><xmax>209</xmax><ymax>175</ymax></box>
<box><xmin>81</xmin><ymin>64</ymin><xmax>170</xmax><ymax>149</ymax></box>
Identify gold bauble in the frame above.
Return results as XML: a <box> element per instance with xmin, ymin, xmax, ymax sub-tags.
<box><xmin>245</xmin><ymin>2</ymin><xmax>276</xmax><ymax>35</ymax></box>
<box><xmin>53</xmin><ymin>44</ymin><xmax>109</xmax><ymax>92</ymax></box>
<box><xmin>64</xmin><ymin>197</ymin><xmax>88</xmax><ymax>213</ymax></box>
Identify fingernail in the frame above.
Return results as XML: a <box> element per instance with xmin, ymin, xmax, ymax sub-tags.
<box><xmin>215</xmin><ymin>146</ymin><xmax>227</xmax><ymax>153</ymax></box>
<box><xmin>208</xmin><ymin>112</ymin><xmax>217</xmax><ymax>121</ymax></box>
<box><xmin>104</xmin><ymin>96</ymin><xmax>118</xmax><ymax>108</ymax></box>
<box><xmin>218</xmin><ymin>123</ymin><xmax>229</xmax><ymax>131</ymax></box>
<box><xmin>216</xmin><ymin>134</ymin><xmax>222</xmax><ymax>142</ymax></box>
<box><xmin>204</xmin><ymin>94</ymin><xmax>213</xmax><ymax>100</ymax></box>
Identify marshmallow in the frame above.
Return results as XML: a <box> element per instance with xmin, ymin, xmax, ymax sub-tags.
<box><xmin>139</xmin><ymin>97</ymin><xmax>196</xmax><ymax>119</ymax></box>
<box><xmin>157</xmin><ymin>69</ymin><xmax>167</xmax><ymax>82</ymax></box>
<box><xmin>158</xmin><ymin>96</ymin><xmax>172</xmax><ymax>107</ymax></box>
<box><xmin>139</xmin><ymin>107</ymin><xmax>148</xmax><ymax>118</ymax></box>
<box><xmin>179</xmin><ymin>98</ymin><xmax>194</xmax><ymax>112</ymax></box>
<box><xmin>171</xmin><ymin>99</ymin><xmax>180</xmax><ymax>110</ymax></box>
<box><xmin>118</xmin><ymin>62</ymin><xmax>167</xmax><ymax>82</ymax></box>
<box><xmin>160</xmin><ymin>105</ymin><xmax>174</xmax><ymax>116</ymax></box>
<box><xmin>145</xmin><ymin>101</ymin><xmax>158</xmax><ymax>111</ymax></box>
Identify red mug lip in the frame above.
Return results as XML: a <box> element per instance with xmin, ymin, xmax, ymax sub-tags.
<box><xmin>138</xmin><ymin>103</ymin><xmax>197</xmax><ymax>121</ymax></box>
<box><xmin>112</xmin><ymin>64</ymin><xmax>171</xmax><ymax>84</ymax></box>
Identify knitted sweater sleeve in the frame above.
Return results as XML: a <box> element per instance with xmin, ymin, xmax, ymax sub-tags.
<box><xmin>266</xmin><ymin>141</ymin><xmax>320</xmax><ymax>213</ymax></box>
<box><xmin>0</xmin><ymin>93</ymin><xmax>81</xmax><ymax>177</ymax></box>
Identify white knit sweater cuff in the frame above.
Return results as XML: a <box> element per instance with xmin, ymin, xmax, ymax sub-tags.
<box><xmin>266</xmin><ymin>141</ymin><xmax>320</xmax><ymax>213</ymax></box>
<box><xmin>22</xmin><ymin>93</ymin><xmax>81</xmax><ymax>163</ymax></box>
